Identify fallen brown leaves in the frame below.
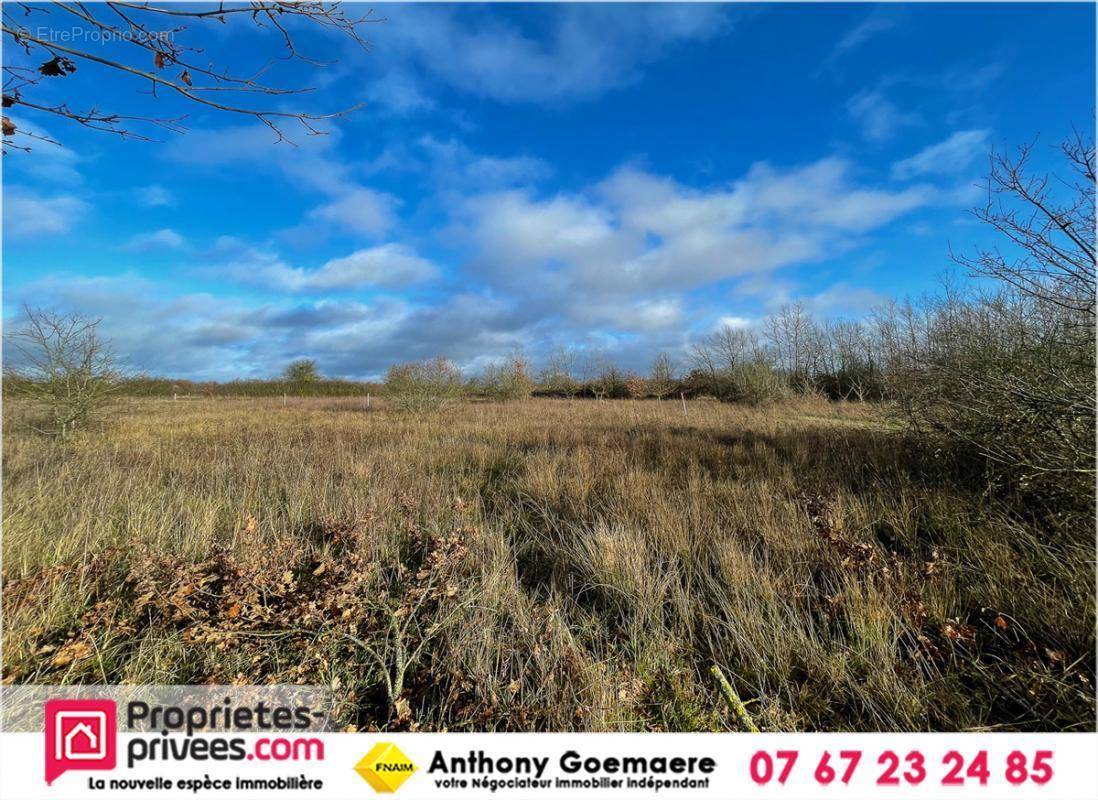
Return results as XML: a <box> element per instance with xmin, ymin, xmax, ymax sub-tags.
<box><xmin>797</xmin><ymin>493</ymin><xmax>1087</xmax><ymax>689</ymax></box>
<box><xmin>5</xmin><ymin>508</ymin><xmax>482</xmax><ymax>727</ymax></box>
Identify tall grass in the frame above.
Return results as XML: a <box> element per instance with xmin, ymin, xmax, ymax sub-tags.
<box><xmin>2</xmin><ymin>396</ymin><xmax>1092</xmax><ymax>731</ymax></box>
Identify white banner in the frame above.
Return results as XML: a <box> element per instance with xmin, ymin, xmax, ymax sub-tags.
<box><xmin>2</xmin><ymin>731</ymin><xmax>1096</xmax><ymax>800</ymax></box>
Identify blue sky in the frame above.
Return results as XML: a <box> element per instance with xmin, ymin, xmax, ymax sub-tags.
<box><xmin>3</xmin><ymin>3</ymin><xmax>1094</xmax><ymax>380</ymax></box>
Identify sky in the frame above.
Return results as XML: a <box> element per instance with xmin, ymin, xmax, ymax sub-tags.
<box><xmin>2</xmin><ymin>2</ymin><xmax>1094</xmax><ymax>380</ymax></box>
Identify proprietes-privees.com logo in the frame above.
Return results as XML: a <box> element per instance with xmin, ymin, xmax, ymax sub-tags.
<box><xmin>45</xmin><ymin>700</ymin><xmax>118</xmax><ymax>785</ymax></box>
<box><xmin>44</xmin><ymin>697</ymin><xmax>325</xmax><ymax>787</ymax></box>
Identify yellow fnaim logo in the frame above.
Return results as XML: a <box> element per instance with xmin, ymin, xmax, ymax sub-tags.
<box><xmin>355</xmin><ymin>742</ymin><xmax>417</xmax><ymax>793</ymax></box>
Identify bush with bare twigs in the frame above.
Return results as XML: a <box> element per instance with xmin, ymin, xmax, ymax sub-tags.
<box><xmin>3</xmin><ymin>306</ymin><xmax>124</xmax><ymax>436</ymax></box>
<box><xmin>384</xmin><ymin>357</ymin><xmax>464</xmax><ymax>412</ymax></box>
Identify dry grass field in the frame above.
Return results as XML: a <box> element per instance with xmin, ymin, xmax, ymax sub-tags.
<box><xmin>2</xmin><ymin>396</ymin><xmax>1093</xmax><ymax>732</ymax></box>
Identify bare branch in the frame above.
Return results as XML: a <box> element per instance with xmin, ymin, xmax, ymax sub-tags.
<box><xmin>2</xmin><ymin>1</ymin><xmax>378</xmax><ymax>150</ymax></box>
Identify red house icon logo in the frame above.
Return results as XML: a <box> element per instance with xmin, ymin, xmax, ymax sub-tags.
<box><xmin>44</xmin><ymin>699</ymin><xmax>117</xmax><ymax>785</ymax></box>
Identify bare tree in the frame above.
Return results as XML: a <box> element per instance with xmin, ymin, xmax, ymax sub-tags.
<box><xmin>894</xmin><ymin>134</ymin><xmax>1096</xmax><ymax>494</ymax></box>
<box><xmin>709</xmin><ymin>325</ymin><xmax>751</xmax><ymax>370</ymax></box>
<box><xmin>2</xmin><ymin>2</ymin><xmax>379</xmax><ymax>150</ymax></box>
<box><xmin>648</xmin><ymin>352</ymin><xmax>677</xmax><ymax>400</ymax></box>
<box><xmin>823</xmin><ymin>319</ymin><xmax>878</xmax><ymax>400</ymax></box>
<box><xmin>685</xmin><ymin>322</ymin><xmax>787</xmax><ymax>404</ymax></box>
<box><xmin>3</xmin><ymin>306</ymin><xmax>124</xmax><ymax>435</ymax></box>
<box><xmin>688</xmin><ymin>338</ymin><xmax>718</xmax><ymax>377</ymax></box>
<box><xmin>690</xmin><ymin>324</ymin><xmax>763</xmax><ymax>375</ymax></box>
<box><xmin>952</xmin><ymin>131</ymin><xmax>1095</xmax><ymax>324</ymax></box>
<box><xmin>579</xmin><ymin>349</ymin><xmax>611</xmax><ymax>399</ymax></box>
<box><xmin>539</xmin><ymin>345</ymin><xmax>580</xmax><ymax>398</ymax></box>
<box><xmin>763</xmin><ymin>302</ymin><xmax>823</xmax><ymax>388</ymax></box>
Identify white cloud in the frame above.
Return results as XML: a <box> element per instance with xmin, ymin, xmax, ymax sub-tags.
<box><xmin>124</xmin><ymin>228</ymin><xmax>186</xmax><ymax>252</ymax></box>
<box><xmin>948</xmin><ymin>61</ymin><xmax>1005</xmax><ymax>93</ymax></box>
<box><xmin>165</xmin><ymin>124</ymin><xmax>351</xmax><ymax>197</ymax></box>
<box><xmin>716</xmin><ymin>315</ymin><xmax>752</xmax><ymax>330</ymax></box>
<box><xmin>841</xmin><ymin>18</ymin><xmax>892</xmax><ymax>51</ymax></box>
<box><xmin>846</xmin><ymin>89</ymin><xmax>920</xmax><ymax>142</ymax></box>
<box><xmin>580</xmin><ymin>297</ymin><xmax>685</xmax><ymax>332</ymax></box>
<box><xmin>136</xmin><ymin>185</ymin><xmax>175</xmax><ymax>207</ymax></box>
<box><xmin>299</xmin><ymin>245</ymin><xmax>437</xmax><ymax>290</ymax></box>
<box><xmin>805</xmin><ymin>283</ymin><xmax>886</xmax><ymax>316</ymax></box>
<box><xmin>2</xmin><ymin>188</ymin><xmax>87</xmax><ymax>241</ymax></box>
<box><xmin>200</xmin><ymin>235</ymin><xmax>277</xmax><ymax>263</ymax></box>
<box><xmin>463</xmin><ymin>190</ymin><xmax>624</xmax><ymax>275</ymax></box>
<box><xmin>305</xmin><ymin>188</ymin><xmax>398</xmax><ymax>237</ymax></box>
<box><xmin>167</xmin><ymin>124</ymin><xmax>335</xmax><ymax>170</ymax></box>
<box><xmin>365</xmin><ymin>5</ymin><xmax>733</xmax><ymax>108</ymax></box>
<box><xmin>363</xmin><ymin>69</ymin><xmax>437</xmax><ymax>115</ymax></box>
<box><xmin>630</xmin><ymin>299</ymin><xmax>684</xmax><ymax>330</ymax></box>
<box><xmin>415</xmin><ymin>136</ymin><xmax>552</xmax><ymax>190</ymax></box>
<box><xmin>892</xmin><ymin>130</ymin><xmax>990</xmax><ymax>179</ymax></box>
<box><xmin>456</xmin><ymin>158</ymin><xmax>933</xmax><ymax>331</ymax></box>
<box><xmin>167</xmin><ymin>123</ymin><xmax>400</xmax><ymax>241</ymax></box>
<box><xmin>830</xmin><ymin>13</ymin><xmax>897</xmax><ymax>62</ymax></box>
<box><xmin>223</xmin><ymin>243</ymin><xmax>437</xmax><ymax>292</ymax></box>
<box><xmin>731</xmin><ymin>159</ymin><xmax>933</xmax><ymax>232</ymax></box>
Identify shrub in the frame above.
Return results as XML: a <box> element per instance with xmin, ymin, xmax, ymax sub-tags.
<box><xmin>884</xmin><ymin>135</ymin><xmax>1095</xmax><ymax>503</ymax></box>
<box><xmin>538</xmin><ymin>371</ymin><xmax>580</xmax><ymax>398</ymax></box>
<box><xmin>475</xmin><ymin>355</ymin><xmax>534</xmax><ymax>402</ymax></box>
<box><xmin>682</xmin><ymin>363</ymin><xmax>787</xmax><ymax>405</ymax></box>
<box><xmin>384</xmin><ymin>357</ymin><xmax>464</xmax><ymax>411</ymax></box>
<box><xmin>284</xmin><ymin>359</ymin><xmax>319</xmax><ymax>383</ymax></box>
<box><xmin>883</xmin><ymin>288</ymin><xmax>1094</xmax><ymax>501</ymax></box>
<box><xmin>3</xmin><ymin>307</ymin><xmax>124</xmax><ymax>436</ymax></box>
<box><xmin>624</xmin><ymin>372</ymin><xmax>646</xmax><ymax>399</ymax></box>
<box><xmin>727</xmin><ymin>362</ymin><xmax>790</xmax><ymax>405</ymax></box>
<box><xmin>814</xmin><ymin>368</ymin><xmax>886</xmax><ymax>402</ymax></box>
<box><xmin>584</xmin><ymin>366</ymin><xmax>629</xmax><ymax>399</ymax></box>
